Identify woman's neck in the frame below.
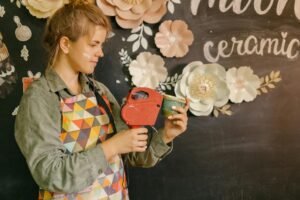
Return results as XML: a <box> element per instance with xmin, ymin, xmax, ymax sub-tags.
<box><xmin>52</xmin><ymin>59</ymin><xmax>82</xmax><ymax>95</ymax></box>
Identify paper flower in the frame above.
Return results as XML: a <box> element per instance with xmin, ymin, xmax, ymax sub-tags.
<box><xmin>96</xmin><ymin>0</ymin><xmax>167</xmax><ymax>29</ymax></box>
<box><xmin>155</xmin><ymin>20</ymin><xmax>194</xmax><ymax>58</ymax></box>
<box><xmin>226</xmin><ymin>66</ymin><xmax>261</xmax><ymax>103</ymax></box>
<box><xmin>175</xmin><ymin>61</ymin><xmax>229</xmax><ymax>116</ymax></box>
<box><xmin>129</xmin><ymin>52</ymin><xmax>167</xmax><ymax>89</ymax></box>
<box><xmin>22</xmin><ymin>0</ymin><xmax>69</xmax><ymax>18</ymax></box>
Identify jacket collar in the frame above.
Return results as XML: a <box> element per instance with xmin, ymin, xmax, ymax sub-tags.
<box><xmin>45</xmin><ymin>68</ymin><xmax>92</xmax><ymax>93</ymax></box>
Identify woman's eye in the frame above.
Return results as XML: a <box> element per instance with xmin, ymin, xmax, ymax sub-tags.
<box><xmin>90</xmin><ymin>44</ymin><xmax>102</xmax><ymax>48</ymax></box>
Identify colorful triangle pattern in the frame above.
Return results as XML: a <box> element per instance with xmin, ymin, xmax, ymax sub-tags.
<box><xmin>39</xmin><ymin>92</ymin><xmax>127</xmax><ymax>200</ymax></box>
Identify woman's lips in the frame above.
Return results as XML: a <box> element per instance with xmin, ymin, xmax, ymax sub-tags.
<box><xmin>90</xmin><ymin>60</ymin><xmax>98</xmax><ymax>65</ymax></box>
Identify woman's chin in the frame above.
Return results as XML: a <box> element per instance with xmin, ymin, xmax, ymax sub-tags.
<box><xmin>84</xmin><ymin>65</ymin><xmax>96</xmax><ymax>74</ymax></box>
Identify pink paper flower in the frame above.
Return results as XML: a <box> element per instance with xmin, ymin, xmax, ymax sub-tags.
<box><xmin>155</xmin><ymin>20</ymin><xmax>194</xmax><ymax>58</ymax></box>
<box><xmin>96</xmin><ymin>0</ymin><xmax>167</xmax><ymax>29</ymax></box>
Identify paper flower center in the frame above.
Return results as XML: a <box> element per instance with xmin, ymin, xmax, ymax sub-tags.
<box><xmin>235</xmin><ymin>78</ymin><xmax>245</xmax><ymax>89</ymax></box>
<box><xmin>122</xmin><ymin>0</ymin><xmax>144</xmax><ymax>5</ymax></box>
<box><xmin>189</xmin><ymin>73</ymin><xmax>216</xmax><ymax>99</ymax></box>
<box><xmin>169</xmin><ymin>35</ymin><xmax>177</xmax><ymax>44</ymax></box>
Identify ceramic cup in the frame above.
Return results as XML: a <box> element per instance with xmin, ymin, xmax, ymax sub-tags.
<box><xmin>162</xmin><ymin>94</ymin><xmax>186</xmax><ymax>117</ymax></box>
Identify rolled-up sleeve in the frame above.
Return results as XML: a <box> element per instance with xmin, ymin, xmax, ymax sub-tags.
<box><xmin>14</xmin><ymin>81</ymin><xmax>109</xmax><ymax>193</ymax></box>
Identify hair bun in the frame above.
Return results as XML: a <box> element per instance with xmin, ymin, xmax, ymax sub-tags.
<box><xmin>68</xmin><ymin>0</ymin><xmax>90</xmax><ymax>6</ymax></box>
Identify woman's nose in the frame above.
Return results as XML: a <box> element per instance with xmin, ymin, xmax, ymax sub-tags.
<box><xmin>96</xmin><ymin>48</ymin><xmax>104</xmax><ymax>57</ymax></box>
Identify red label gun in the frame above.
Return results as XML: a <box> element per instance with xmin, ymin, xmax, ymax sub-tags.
<box><xmin>121</xmin><ymin>87</ymin><xmax>163</xmax><ymax>128</ymax></box>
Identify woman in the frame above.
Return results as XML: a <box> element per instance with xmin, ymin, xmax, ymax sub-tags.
<box><xmin>15</xmin><ymin>1</ymin><xmax>189</xmax><ymax>199</ymax></box>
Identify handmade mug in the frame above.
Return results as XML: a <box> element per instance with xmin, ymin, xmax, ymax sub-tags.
<box><xmin>162</xmin><ymin>94</ymin><xmax>186</xmax><ymax>117</ymax></box>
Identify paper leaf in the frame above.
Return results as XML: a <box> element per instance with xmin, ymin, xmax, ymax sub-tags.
<box><xmin>144</xmin><ymin>25</ymin><xmax>153</xmax><ymax>36</ymax></box>
<box><xmin>191</xmin><ymin>0</ymin><xmax>200</xmax><ymax>15</ymax></box>
<box><xmin>265</xmin><ymin>75</ymin><xmax>269</xmax><ymax>83</ymax></box>
<box><xmin>168</xmin><ymin>2</ymin><xmax>175</xmax><ymax>14</ymax></box>
<box><xmin>131</xmin><ymin>26</ymin><xmax>141</xmax><ymax>33</ymax></box>
<box><xmin>127</xmin><ymin>34</ymin><xmax>139</xmax><ymax>42</ymax></box>
<box><xmin>261</xmin><ymin>87</ymin><xmax>268</xmax><ymax>93</ymax></box>
<box><xmin>141</xmin><ymin>37</ymin><xmax>148</xmax><ymax>49</ymax></box>
<box><xmin>213</xmin><ymin>109</ymin><xmax>219</xmax><ymax>117</ymax></box>
<box><xmin>275</xmin><ymin>71</ymin><xmax>280</xmax><ymax>77</ymax></box>
<box><xmin>173</xmin><ymin>0</ymin><xmax>181</xmax><ymax>3</ymax></box>
<box><xmin>132</xmin><ymin>40</ymin><xmax>140</xmax><ymax>52</ymax></box>
<box><xmin>268</xmin><ymin>83</ymin><xmax>275</xmax><ymax>88</ymax></box>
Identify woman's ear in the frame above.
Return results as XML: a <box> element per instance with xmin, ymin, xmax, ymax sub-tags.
<box><xmin>59</xmin><ymin>36</ymin><xmax>70</xmax><ymax>54</ymax></box>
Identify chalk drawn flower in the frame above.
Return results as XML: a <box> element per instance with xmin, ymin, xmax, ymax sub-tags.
<box><xmin>175</xmin><ymin>61</ymin><xmax>229</xmax><ymax>116</ymax></box>
<box><xmin>129</xmin><ymin>52</ymin><xmax>167</xmax><ymax>89</ymax></box>
<box><xmin>22</xmin><ymin>0</ymin><xmax>69</xmax><ymax>18</ymax></box>
<box><xmin>0</xmin><ymin>6</ymin><xmax>5</xmax><ymax>17</ymax></box>
<box><xmin>21</xmin><ymin>45</ymin><xmax>29</xmax><ymax>61</ymax></box>
<box><xmin>226</xmin><ymin>66</ymin><xmax>261</xmax><ymax>103</ymax></box>
<box><xmin>96</xmin><ymin>0</ymin><xmax>167</xmax><ymax>29</ymax></box>
<box><xmin>155</xmin><ymin>20</ymin><xmax>194</xmax><ymax>58</ymax></box>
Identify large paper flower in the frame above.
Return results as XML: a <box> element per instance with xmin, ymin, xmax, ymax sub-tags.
<box><xmin>155</xmin><ymin>20</ymin><xmax>194</xmax><ymax>58</ymax></box>
<box><xmin>129</xmin><ymin>52</ymin><xmax>167</xmax><ymax>89</ymax></box>
<box><xmin>226</xmin><ymin>66</ymin><xmax>261</xmax><ymax>103</ymax></box>
<box><xmin>175</xmin><ymin>61</ymin><xmax>229</xmax><ymax>116</ymax></box>
<box><xmin>22</xmin><ymin>0</ymin><xmax>69</xmax><ymax>18</ymax></box>
<box><xmin>96</xmin><ymin>0</ymin><xmax>167</xmax><ymax>29</ymax></box>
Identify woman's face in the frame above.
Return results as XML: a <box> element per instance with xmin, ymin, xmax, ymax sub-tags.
<box><xmin>67</xmin><ymin>25</ymin><xmax>107</xmax><ymax>75</ymax></box>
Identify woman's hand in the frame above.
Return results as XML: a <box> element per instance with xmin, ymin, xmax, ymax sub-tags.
<box><xmin>162</xmin><ymin>98</ymin><xmax>190</xmax><ymax>144</ymax></box>
<box><xmin>101</xmin><ymin>128</ymin><xmax>148</xmax><ymax>161</ymax></box>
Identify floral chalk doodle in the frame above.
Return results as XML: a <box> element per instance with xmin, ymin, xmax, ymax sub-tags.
<box><xmin>0</xmin><ymin>33</ymin><xmax>17</xmax><ymax>99</ymax></box>
<box><xmin>12</xmin><ymin>70</ymin><xmax>41</xmax><ymax>116</ymax></box>
<box><xmin>10</xmin><ymin>0</ymin><xmax>22</xmax><ymax>8</ymax></box>
<box><xmin>0</xmin><ymin>5</ymin><xmax>5</xmax><ymax>17</ymax></box>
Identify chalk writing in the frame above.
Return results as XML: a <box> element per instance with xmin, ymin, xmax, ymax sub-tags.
<box><xmin>191</xmin><ymin>0</ymin><xmax>300</xmax><ymax>21</ymax></box>
<box><xmin>203</xmin><ymin>32</ymin><xmax>300</xmax><ymax>62</ymax></box>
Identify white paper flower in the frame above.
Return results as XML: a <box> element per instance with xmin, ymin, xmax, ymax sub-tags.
<box><xmin>226</xmin><ymin>66</ymin><xmax>261</xmax><ymax>103</ymax></box>
<box><xmin>175</xmin><ymin>61</ymin><xmax>229</xmax><ymax>116</ymax></box>
<box><xmin>129</xmin><ymin>52</ymin><xmax>167</xmax><ymax>89</ymax></box>
<box><xmin>22</xmin><ymin>0</ymin><xmax>69</xmax><ymax>18</ymax></box>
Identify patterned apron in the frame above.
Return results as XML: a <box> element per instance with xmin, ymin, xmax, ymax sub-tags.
<box><xmin>39</xmin><ymin>91</ymin><xmax>128</xmax><ymax>200</ymax></box>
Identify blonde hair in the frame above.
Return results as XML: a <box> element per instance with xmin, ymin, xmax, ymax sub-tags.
<box><xmin>43</xmin><ymin>0</ymin><xmax>111</xmax><ymax>68</ymax></box>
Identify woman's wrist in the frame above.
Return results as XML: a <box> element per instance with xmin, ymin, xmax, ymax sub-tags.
<box><xmin>161</xmin><ymin>130</ymin><xmax>174</xmax><ymax>144</ymax></box>
<box><xmin>100</xmin><ymin>139</ymin><xmax>118</xmax><ymax>161</ymax></box>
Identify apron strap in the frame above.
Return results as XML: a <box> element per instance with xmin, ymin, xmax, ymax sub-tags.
<box><xmin>87</xmin><ymin>78</ymin><xmax>117</xmax><ymax>136</ymax></box>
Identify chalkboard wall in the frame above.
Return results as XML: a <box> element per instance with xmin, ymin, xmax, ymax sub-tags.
<box><xmin>1</xmin><ymin>0</ymin><xmax>300</xmax><ymax>199</ymax></box>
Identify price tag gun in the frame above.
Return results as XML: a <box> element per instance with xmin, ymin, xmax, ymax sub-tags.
<box><xmin>121</xmin><ymin>87</ymin><xmax>163</xmax><ymax>129</ymax></box>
